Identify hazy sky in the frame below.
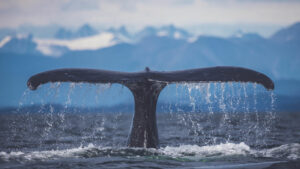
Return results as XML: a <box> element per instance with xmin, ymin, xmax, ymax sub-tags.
<box><xmin>1</xmin><ymin>0</ymin><xmax>300</xmax><ymax>36</ymax></box>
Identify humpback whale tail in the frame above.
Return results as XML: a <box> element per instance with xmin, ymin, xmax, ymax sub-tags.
<box><xmin>27</xmin><ymin>66</ymin><xmax>274</xmax><ymax>148</ymax></box>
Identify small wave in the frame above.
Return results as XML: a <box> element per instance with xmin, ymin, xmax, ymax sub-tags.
<box><xmin>258</xmin><ymin>143</ymin><xmax>300</xmax><ymax>160</ymax></box>
<box><xmin>161</xmin><ymin>142</ymin><xmax>251</xmax><ymax>160</ymax></box>
<box><xmin>1</xmin><ymin>143</ymin><xmax>299</xmax><ymax>162</ymax></box>
<box><xmin>0</xmin><ymin>144</ymin><xmax>96</xmax><ymax>162</ymax></box>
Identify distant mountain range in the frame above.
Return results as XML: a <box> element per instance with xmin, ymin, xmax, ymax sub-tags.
<box><xmin>0</xmin><ymin>22</ymin><xmax>300</xmax><ymax>109</ymax></box>
<box><xmin>0</xmin><ymin>24</ymin><xmax>194</xmax><ymax>57</ymax></box>
<box><xmin>54</xmin><ymin>24</ymin><xmax>98</xmax><ymax>39</ymax></box>
<box><xmin>271</xmin><ymin>22</ymin><xmax>300</xmax><ymax>43</ymax></box>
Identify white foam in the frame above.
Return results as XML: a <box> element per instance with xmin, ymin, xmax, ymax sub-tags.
<box><xmin>161</xmin><ymin>142</ymin><xmax>250</xmax><ymax>159</ymax></box>
<box><xmin>259</xmin><ymin>143</ymin><xmax>300</xmax><ymax>160</ymax></box>
<box><xmin>1</xmin><ymin>143</ymin><xmax>299</xmax><ymax>162</ymax></box>
<box><xmin>0</xmin><ymin>143</ymin><xmax>96</xmax><ymax>162</ymax></box>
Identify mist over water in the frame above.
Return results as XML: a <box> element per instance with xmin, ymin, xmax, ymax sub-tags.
<box><xmin>1</xmin><ymin>82</ymin><xmax>299</xmax><ymax>169</ymax></box>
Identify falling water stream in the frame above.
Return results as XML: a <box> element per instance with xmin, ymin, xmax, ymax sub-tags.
<box><xmin>1</xmin><ymin>82</ymin><xmax>300</xmax><ymax>169</ymax></box>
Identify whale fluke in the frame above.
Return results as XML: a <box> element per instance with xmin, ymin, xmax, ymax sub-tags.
<box><xmin>27</xmin><ymin>66</ymin><xmax>274</xmax><ymax>148</ymax></box>
<box><xmin>28</xmin><ymin>67</ymin><xmax>274</xmax><ymax>90</ymax></box>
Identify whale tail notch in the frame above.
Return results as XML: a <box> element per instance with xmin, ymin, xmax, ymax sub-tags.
<box><xmin>27</xmin><ymin>66</ymin><xmax>274</xmax><ymax>148</ymax></box>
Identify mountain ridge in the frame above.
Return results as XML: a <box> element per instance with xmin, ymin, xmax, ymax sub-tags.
<box><xmin>0</xmin><ymin>22</ymin><xmax>300</xmax><ymax>107</ymax></box>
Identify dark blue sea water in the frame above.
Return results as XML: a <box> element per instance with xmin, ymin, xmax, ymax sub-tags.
<box><xmin>1</xmin><ymin>111</ymin><xmax>299</xmax><ymax>169</ymax></box>
<box><xmin>0</xmin><ymin>83</ymin><xmax>300</xmax><ymax>168</ymax></box>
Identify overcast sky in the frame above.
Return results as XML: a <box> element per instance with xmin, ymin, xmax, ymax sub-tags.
<box><xmin>1</xmin><ymin>0</ymin><xmax>300</xmax><ymax>36</ymax></box>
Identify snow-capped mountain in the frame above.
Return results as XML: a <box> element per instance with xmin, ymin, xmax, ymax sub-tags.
<box><xmin>0</xmin><ymin>24</ymin><xmax>196</xmax><ymax>57</ymax></box>
<box><xmin>0</xmin><ymin>34</ymin><xmax>39</xmax><ymax>54</ymax></box>
<box><xmin>135</xmin><ymin>25</ymin><xmax>192</xmax><ymax>41</ymax></box>
<box><xmin>54</xmin><ymin>24</ymin><xmax>98</xmax><ymax>39</ymax></box>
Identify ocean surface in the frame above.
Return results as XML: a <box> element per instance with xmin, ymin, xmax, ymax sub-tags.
<box><xmin>0</xmin><ymin>83</ymin><xmax>300</xmax><ymax>168</ymax></box>
<box><xmin>0</xmin><ymin>111</ymin><xmax>300</xmax><ymax>169</ymax></box>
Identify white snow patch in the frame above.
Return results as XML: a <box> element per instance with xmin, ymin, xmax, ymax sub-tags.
<box><xmin>0</xmin><ymin>36</ymin><xmax>11</xmax><ymax>47</ymax></box>
<box><xmin>174</xmin><ymin>31</ymin><xmax>182</xmax><ymax>39</ymax></box>
<box><xmin>157</xmin><ymin>31</ymin><xmax>168</xmax><ymax>37</ymax></box>
<box><xmin>188</xmin><ymin>36</ymin><xmax>198</xmax><ymax>43</ymax></box>
<box><xmin>34</xmin><ymin>32</ymin><xmax>116</xmax><ymax>56</ymax></box>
